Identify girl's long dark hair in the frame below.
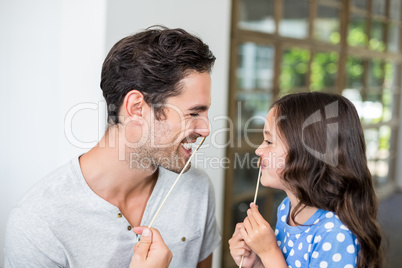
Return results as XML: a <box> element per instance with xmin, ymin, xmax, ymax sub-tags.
<box><xmin>272</xmin><ymin>92</ymin><xmax>382</xmax><ymax>268</ymax></box>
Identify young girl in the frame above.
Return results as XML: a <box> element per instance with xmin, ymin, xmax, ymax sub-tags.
<box><xmin>229</xmin><ymin>92</ymin><xmax>383</xmax><ymax>268</ymax></box>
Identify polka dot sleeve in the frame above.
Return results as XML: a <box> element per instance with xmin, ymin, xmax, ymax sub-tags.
<box><xmin>309</xmin><ymin>228</ymin><xmax>359</xmax><ymax>268</ymax></box>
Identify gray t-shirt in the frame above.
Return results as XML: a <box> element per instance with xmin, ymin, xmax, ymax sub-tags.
<box><xmin>4</xmin><ymin>157</ymin><xmax>221</xmax><ymax>267</ymax></box>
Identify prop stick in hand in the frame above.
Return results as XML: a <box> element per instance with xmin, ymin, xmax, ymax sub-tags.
<box><xmin>239</xmin><ymin>157</ymin><xmax>262</xmax><ymax>268</ymax></box>
<box><xmin>252</xmin><ymin>157</ymin><xmax>262</xmax><ymax>204</ymax></box>
<box><xmin>147</xmin><ymin>136</ymin><xmax>206</xmax><ymax>229</ymax></box>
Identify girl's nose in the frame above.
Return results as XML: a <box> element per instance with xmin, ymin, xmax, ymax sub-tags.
<box><xmin>255</xmin><ymin>145</ymin><xmax>263</xmax><ymax>157</ymax></box>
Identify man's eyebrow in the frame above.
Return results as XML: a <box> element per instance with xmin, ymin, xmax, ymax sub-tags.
<box><xmin>188</xmin><ymin>105</ymin><xmax>209</xmax><ymax>112</ymax></box>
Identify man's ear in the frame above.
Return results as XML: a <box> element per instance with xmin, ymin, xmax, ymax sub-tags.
<box><xmin>123</xmin><ymin>90</ymin><xmax>145</xmax><ymax>121</ymax></box>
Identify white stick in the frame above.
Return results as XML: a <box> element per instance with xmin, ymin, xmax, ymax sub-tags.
<box><xmin>147</xmin><ymin>137</ymin><xmax>206</xmax><ymax>229</ymax></box>
<box><xmin>239</xmin><ymin>160</ymin><xmax>262</xmax><ymax>268</ymax></box>
<box><xmin>239</xmin><ymin>255</ymin><xmax>245</xmax><ymax>267</ymax></box>
<box><xmin>253</xmin><ymin>166</ymin><xmax>262</xmax><ymax>204</ymax></box>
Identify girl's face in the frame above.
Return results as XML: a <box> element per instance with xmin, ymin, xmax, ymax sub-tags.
<box><xmin>255</xmin><ymin>107</ymin><xmax>288</xmax><ymax>190</ymax></box>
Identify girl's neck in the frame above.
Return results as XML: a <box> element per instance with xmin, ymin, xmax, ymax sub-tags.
<box><xmin>287</xmin><ymin>193</ymin><xmax>318</xmax><ymax>227</ymax></box>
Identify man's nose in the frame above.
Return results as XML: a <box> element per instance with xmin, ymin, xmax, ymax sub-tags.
<box><xmin>195</xmin><ymin>114</ymin><xmax>210</xmax><ymax>137</ymax></box>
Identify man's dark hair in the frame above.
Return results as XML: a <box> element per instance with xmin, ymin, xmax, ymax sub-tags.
<box><xmin>100</xmin><ymin>25</ymin><xmax>216</xmax><ymax>125</ymax></box>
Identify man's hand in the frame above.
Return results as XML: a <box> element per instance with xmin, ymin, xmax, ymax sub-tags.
<box><xmin>129</xmin><ymin>227</ymin><xmax>172</xmax><ymax>268</ymax></box>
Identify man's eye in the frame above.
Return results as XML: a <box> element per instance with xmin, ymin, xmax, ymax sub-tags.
<box><xmin>190</xmin><ymin>113</ymin><xmax>200</xmax><ymax>117</ymax></box>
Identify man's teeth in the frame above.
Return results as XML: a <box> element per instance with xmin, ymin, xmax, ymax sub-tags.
<box><xmin>181</xmin><ymin>143</ymin><xmax>192</xmax><ymax>150</ymax></box>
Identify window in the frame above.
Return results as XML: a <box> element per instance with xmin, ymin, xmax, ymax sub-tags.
<box><xmin>223</xmin><ymin>0</ymin><xmax>402</xmax><ymax>267</ymax></box>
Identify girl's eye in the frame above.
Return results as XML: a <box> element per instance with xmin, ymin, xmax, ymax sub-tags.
<box><xmin>265</xmin><ymin>140</ymin><xmax>272</xmax><ymax>145</ymax></box>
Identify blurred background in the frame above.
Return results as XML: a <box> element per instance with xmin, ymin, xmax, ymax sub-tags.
<box><xmin>1</xmin><ymin>0</ymin><xmax>401</xmax><ymax>267</ymax></box>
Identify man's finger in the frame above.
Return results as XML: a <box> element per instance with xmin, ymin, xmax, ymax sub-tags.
<box><xmin>133</xmin><ymin>228</ymin><xmax>152</xmax><ymax>259</ymax></box>
<box><xmin>147</xmin><ymin>228</ymin><xmax>164</xmax><ymax>244</ymax></box>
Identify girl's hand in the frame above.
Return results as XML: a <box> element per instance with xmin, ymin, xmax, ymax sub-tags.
<box><xmin>229</xmin><ymin>223</ymin><xmax>259</xmax><ymax>268</ymax></box>
<box><xmin>240</xmin><ymin>203</ymin><xmax>286</xmax><ymax>267</ymax></box>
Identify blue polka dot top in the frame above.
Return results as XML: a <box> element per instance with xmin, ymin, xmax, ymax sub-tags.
<box><xmin>275</xmin><ymin>198</ymin><xmax>359</xmax><ymax>268</ymax></box>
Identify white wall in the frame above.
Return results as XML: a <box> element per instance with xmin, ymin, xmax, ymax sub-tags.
<box><xmin>0</xmin><ymin>0</ymin><xmax>63</xmax><ymax>265</ymax></box>
<box><xmin>1</xmin><ymin>0</ymin><xmax>107</xmax><ymax>265</ymax></box>
<box><xmin>0</xmin><ymin>0</ymin><xmax>230</xmax><ymax>267</ymax></box>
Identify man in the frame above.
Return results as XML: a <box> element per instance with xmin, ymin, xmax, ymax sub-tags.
<box><xmin>5</xmin><ymin>26</ymin><xmax>221</xmax><ymax>267</ymax></box>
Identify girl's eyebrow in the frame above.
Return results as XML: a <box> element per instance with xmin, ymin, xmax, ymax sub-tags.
<box><xmin>264</xmin><ymin>130</ymin><xmax>271</xmax><ymax>136</ymax></box>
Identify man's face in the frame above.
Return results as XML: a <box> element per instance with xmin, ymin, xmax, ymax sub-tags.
<box><xmin>144</xmin><ymin>71</ymin><xmax>211</xmax><ymax>173</ymax></box>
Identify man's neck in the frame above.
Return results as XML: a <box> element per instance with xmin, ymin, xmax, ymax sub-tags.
<box><xmin>78</xmin><ymin>130</ymin><xmax>158</xmax><ymax>209</ymax></box>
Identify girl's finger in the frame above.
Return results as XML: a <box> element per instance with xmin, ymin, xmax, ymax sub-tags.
<box><xmin>250</xmin><ymin>204</ymin><xmax>268</xmax><ymax>225</ymax></box>
<box><xmin>239</xmin><ymin>225</ymin><xmax>248</xmax><ymax>239</ymax></box>
<box><xmin>234</xmin><ymin>222</ymin><xmax>244</xmax><ymax>234</ymax></box>
<box><xmin>230</xmin><ymin>231</ymin><xmax>243</xmax><ymax>243</ymax></box>
<box><xmin>230</xmin><ymin>243</ymin><xmax>251</xmax><ymax>257</ymax></box>
<box><xmin>246</xmin><ymin>207</ymin><xmax>259</xmax><ymax>228</ymax></box>
<box><xmin>230</xmin><ymin>240</ymin><xmax>251</xmax><ymax>252</ymax></box>
<box><xmin>241</xmin><ymin>218</ymin><xmax>251</xmax><ymax>238</ymax></box>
